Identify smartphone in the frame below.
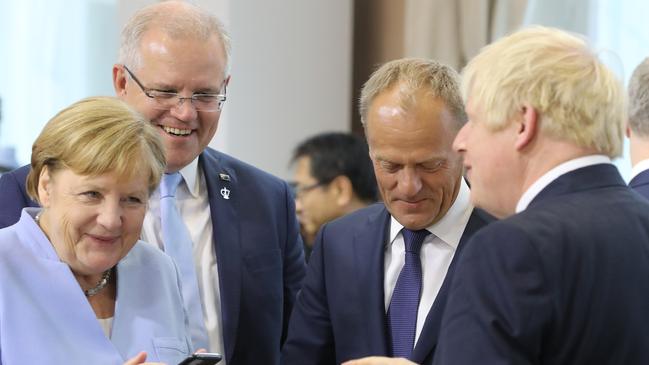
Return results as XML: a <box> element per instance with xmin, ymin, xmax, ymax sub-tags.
<box><xmin>177</xmin><ymin>353</ymin><xmax>223</xmax><ymax>365</ymax></box>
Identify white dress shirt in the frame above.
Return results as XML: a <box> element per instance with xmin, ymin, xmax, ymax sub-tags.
<box><xmin>142</xmin><ymin>158</ymin><xmax>226</xmax><ymax>362</ymax></box>
<box><xmin>384</xmin><ymin>178</ymin><xmax>473</xmax><ymax>344</ymax></box>
<box><xmin>516</xmin><ymin>155</ymin><xmax>612</xmax><ymax>213</ymax></box>
<box><xmin>98</xmin><ymin>317</ymin><xmax>113</xmax><ymax>338</ymax></box>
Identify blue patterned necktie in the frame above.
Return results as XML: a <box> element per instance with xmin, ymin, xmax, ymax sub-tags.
<box><xmin>159</xmin><ymin>172</ymin><xmax>209</xmax><ymax>350</ymax></box>
<box><xmin>387</xmin><ymin>228</ymin><xmax>430</xmax><ymax>359</ymax></box>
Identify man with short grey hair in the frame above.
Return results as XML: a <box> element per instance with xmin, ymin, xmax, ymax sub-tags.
<box><xmin>281</xmin><ymin>58</ymin><xmax>491</xmax><ymax>365</ymax></box>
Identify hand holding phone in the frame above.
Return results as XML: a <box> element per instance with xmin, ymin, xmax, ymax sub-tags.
<box><xmin>177</xmin><ymin>353</ymin><xmax>223</xmax><ymax>365</ymax></box>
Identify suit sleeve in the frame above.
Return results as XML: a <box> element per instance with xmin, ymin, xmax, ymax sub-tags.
<box><xmin>433</xmin><ymin>224</ymin><xmax>552</xmax><ymax>365</ymax></box>
<box><xmin>281</xmin><ymin>224</ymin><xmax>335</xmax><ymax>365</ymax></box>
<box><xmin>0</xmin><ymin>169</ymin><xmax>32</xmax><ymax>228</ymax></box>
<box><xmin>280</xmin><ymin>180</ymin><xmax>307</xmax><ymax>344</ymax></box>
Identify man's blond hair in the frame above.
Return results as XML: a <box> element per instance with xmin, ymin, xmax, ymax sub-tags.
<box><xmin>462</xmin><ymin>26</ymin><xmax>625</xmax><ymax>157</ymax></box>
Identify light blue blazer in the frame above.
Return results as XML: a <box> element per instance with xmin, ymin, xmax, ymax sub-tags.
<box><xmin>0</xmin><ymin>209</ymin><xmax>192</xmax><ymax>365</ymax></box>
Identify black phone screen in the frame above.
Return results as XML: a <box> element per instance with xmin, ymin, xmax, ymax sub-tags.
<box><xmin>177</xmin><ymin>353</ymin><xmax>223</xmax><ymax>365</ymax></box>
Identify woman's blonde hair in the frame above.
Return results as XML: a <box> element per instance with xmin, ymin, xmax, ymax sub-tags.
<box><xmin>26</xmin><ymin>96</ymin><xmax>165</xmax><ymax>203</ymax></box>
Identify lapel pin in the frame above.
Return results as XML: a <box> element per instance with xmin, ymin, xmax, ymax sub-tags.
<box><xmin>220</xmin><ymin>187</ymin><xmax>231</xmax><ymax>200</ymax></box>
<box><xmin>219</xmin><ymin>173</ymin><xmax>231</xmax><ymax>182</ymax></box>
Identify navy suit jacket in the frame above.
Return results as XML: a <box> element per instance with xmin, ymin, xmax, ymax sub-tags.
<box><xmin>0</xmin><ymin>164</ymin><xmax>37</xmax><ymax>226</ymax></box>
<box><xmin>281</xmin><ymin>202</ymin><xmax>492</xmax><ymax>365</ymax></box>
<box><xmin>0</xmin><ymin>148</ymin><xmax>306</xmax><ymax>365</ymax></box>
<box><xmin>629</xmin><ymin>168</ymin><xmax>649</xmax><ymax>200</ymax></box>
<box><xmin>434</xmin><ymin>164</ymin><xmax>649</xmax><ymax>365</ymax></box>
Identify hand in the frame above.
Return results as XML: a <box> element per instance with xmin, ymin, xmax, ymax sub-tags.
<box><xmin>123</xmin><ymin>351</ymin><xmax>166</xmax><ymax>365</ymax></box>
<box><xmin>342</xmin><ymin>356</ymin><xmax>418</xmax><ymax>365</ymax></box>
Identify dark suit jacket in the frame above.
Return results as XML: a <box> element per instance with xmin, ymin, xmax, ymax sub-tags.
<box><xmin>0</xmin><ymin>148</ymin><xmax>306</xmax><ymax>365</ymax></box>
<box><xmin>629</xmin><ymin>168</ymin><xmax>649</xmax><ymax>200</ymax></box>
<box><xmin>0</xmin><ymin>165</ymin><xmax>37</xmax><ymax>227</ymax></box>
<box><xmin>433</xmin><ymin>164</ymin><xmax>649</xmax><ymax>365</ymax></box>
<box><xmin>281</xmin><ymin>202</ymin><xmax>492</xmax><ymax>365</ymax></box>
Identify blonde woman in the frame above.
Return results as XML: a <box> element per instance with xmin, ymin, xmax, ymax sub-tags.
<box><xmin>0</xmin><ymin>97</ymin><xmax>192</xmax><ymax>364</ymax></box>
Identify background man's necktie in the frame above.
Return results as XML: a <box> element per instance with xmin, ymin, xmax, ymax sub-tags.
<box><xmin>160</xmin><ymin>172</ymin><xmax>209</xmax><ymax>350</ymax></box>
<box><xmin>387</xmin><ymin>228</ymin><xmax>430</xmax><ymax>359</ymax></box>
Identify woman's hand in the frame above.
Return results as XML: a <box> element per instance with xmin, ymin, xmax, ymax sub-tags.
<box><xmin>123</xmin><ymin>351</ymin><xmax>166</xmax><ymax>365</ymax></box>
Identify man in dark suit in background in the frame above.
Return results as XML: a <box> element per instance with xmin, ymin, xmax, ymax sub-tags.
<box><xmin>282</xmin><ymin>58</ymin><xmax>491</xmax><ymax>365</ymax></box>
<box><xmin>0</xmin><ymin>2</ymin><xmax>305</xmax><ymax>364</ymax></box>
<box><xmin>627</xmin><ymin>57</ymin><xmax>649</xmax><ymax>198</ymax></box>
<box><xmin>290</xmin><ymin>132</ymin><xmax>378</xmax><ymax>259</ymax></box>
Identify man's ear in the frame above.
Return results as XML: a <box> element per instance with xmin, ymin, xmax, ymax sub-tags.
<box><xmin>224</xmin><ymin>74</ymin><xmax>232</xmax><ymax>88</ymax></box>
<box><xmin>113</xmin><ymin>64</ymin><xmax>127</xmax><ymax>97</ymax></box>
<box><xmin>515</xmin><ymin>104</ymin><xmax>538</xmax><ymax>150</ymax></box>
<box><xmin>38</xmin><ymin>166</ymin><xmax>53</xmax><ymax>208</ymax></box>
<box><xmin>626</xmin><ymin>125</ymin><xmax>632</xmax><ymax>138</ymax></box>
<box><xmin>330</xmin><ymin>175</ymin><xmax>354</xmax><ymax>206</ymax></box>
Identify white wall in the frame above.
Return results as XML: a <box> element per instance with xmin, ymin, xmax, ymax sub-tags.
<box><xmin>0</xmin><ymin>0</ymin><xmax>118</xmax><ymax>167</ymax></box>
<box><xmin>117</xmin><ymin>0</ymin><xmax>353</xmax><ymax>179</ymax></box>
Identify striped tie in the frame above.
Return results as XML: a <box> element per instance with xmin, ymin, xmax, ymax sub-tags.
<box><xmin>387</xmin><ymin>228</ymin><xmax>430</xmax><ymax>358</ymax></box>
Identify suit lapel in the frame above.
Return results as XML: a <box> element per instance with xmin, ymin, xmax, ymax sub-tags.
<box><xmin>411</xmin><ymin>208</ymin><xmax>492</xmax><ymax>364</ymax></box>
<box><xmin>200</xmin><ymin>151</ymin><xmax>240</xmax><ymax>363</ymax></box>
<box><xmin>353</xmin><ymin>205</ymin><xmax>392</xmax><ymax>356</ymax></box>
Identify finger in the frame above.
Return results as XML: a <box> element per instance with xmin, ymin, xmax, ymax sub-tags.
<box><xmin>342</xmin><ymin>357</ymin><xmax>416</xmax><ymax>365</ymax></box>
<box><xmin>123</xmin><ymin>351</ymin><xmax>147</xmax><ymax>365</ymax></box>
<box><xmin>342</xmin><ymin>356</ymin><xmax>378</xmax><ymax>365</ymax></box>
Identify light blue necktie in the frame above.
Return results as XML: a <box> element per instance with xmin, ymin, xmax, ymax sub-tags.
<box><xmin>160</xmin><ymin>172</ymin><xmax>209</xmax><ymax>350</ymax></box>
<box><xmin>387</xmin><ymin>228</ymin><xmax>430</xmax><ymax>359</ymax></box>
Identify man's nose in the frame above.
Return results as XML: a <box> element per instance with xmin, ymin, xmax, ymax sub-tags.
<box><xmin>398</xmin><ymin>167</ymin><xmax>423</xmax><ymax>198</ymax></box>
<box><xmin>171</xmin><ymin>97</ymin><xmax>199</xmax><ymax>121</ymax></box>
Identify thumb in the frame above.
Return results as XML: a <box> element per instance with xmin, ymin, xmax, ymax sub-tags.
<box><xmin>124</xmin><ymin>351</ymin><xmax>147</xmax><ymax>365</ymax></box>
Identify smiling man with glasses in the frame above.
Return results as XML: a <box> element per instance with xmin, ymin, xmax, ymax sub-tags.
<box><xmin>113</xmin><ymin>17</ymin><xmax>230</xmax><ymax>174</ymax></box>
<box><xmin>0</xmin><ymin>2</ymin><xmax>305</xmax><ymax>365</ymax></box>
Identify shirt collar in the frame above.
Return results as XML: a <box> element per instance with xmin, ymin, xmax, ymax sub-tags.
<box><xmin>389</xmin><ymin>178</ymin><xmax>473</xmax><ymax>250</ymax></box>
<box><xmin>177</xmin><ymin>157</ymin><xmax>200</xmax><ymax>198</ymax></box>
<box><xmin>630</xmin><ymin>158</ymin><xmax>649</xmax><ymax>181</ymax></box>
<box><xmin>515</xmin><ymin>154</ymin><xmax>612</xmax><ymax>213</ymax></box>
<box><xmin>19</xmin><ymin>208</ymin><xmax>60</xmax><ymax>262</ymax></box>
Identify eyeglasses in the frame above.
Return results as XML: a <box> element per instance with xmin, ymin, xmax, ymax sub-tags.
<box><xmin>290</xmin><ymin>181</ymin><xmax>328</xmax><ymax>199</ymax></box>
<box><xmin>123</xmin><ymin>65</ymin><xmax>227</xmax><ymax>112</ymax></box>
